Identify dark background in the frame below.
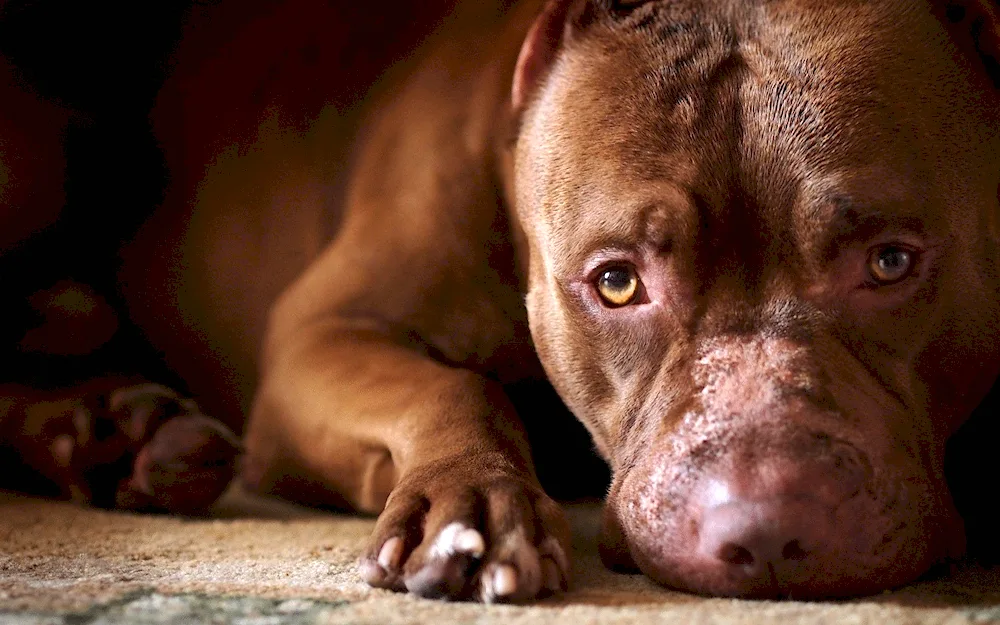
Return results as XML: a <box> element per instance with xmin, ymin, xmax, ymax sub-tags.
<box><xmin>0</xmin><ymin>0</ymin><xmax>195</xmax><ymax>390</ymax></box>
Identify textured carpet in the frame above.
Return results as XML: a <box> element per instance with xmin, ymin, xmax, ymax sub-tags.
<box><xmin>1</xmin><ymin>489</ymin><xmax>999</xmax><ymax>625</ymax></box>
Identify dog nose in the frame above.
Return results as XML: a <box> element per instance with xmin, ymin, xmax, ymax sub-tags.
<box><xmin>612</xmin><ymin>430</ymin><xmax>946</xmax><ymax>598</ymax></box>
<box><xmin>692</xmin><ymin>437</ymin><xmax>870</xmax><ymax>586</ymax></box>
<box><xmin>698</xmin><ymin>496</ymin><xmax>823</xmax><ymax>582</ymax></box>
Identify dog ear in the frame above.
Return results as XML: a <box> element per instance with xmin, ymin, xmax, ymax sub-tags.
<box><xmin>511</xmin><ymin>0</ymin><xmax>662</xmax><ymax>111</ymax></box>
<box><xmin>512</xmin><ymin>0</ymin><xmax>619</xmax><ymax>112</ymax></box>
<box><xmin>511</xmin><ymin>0</ymin><xmax>577</xmax><ymax>112</ymax></box>
<box><xmin>942</xmin><ymin>0</ymin><xmax>1000</xmax><ymax>85</ymax></box>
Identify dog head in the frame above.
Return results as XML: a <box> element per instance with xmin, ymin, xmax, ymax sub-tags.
<box><xmin>511</xmin><ymin>0</ymin><xmax>1000</xmax><ymax>598</ymax></box>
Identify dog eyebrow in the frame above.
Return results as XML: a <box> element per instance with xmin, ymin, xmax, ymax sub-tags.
<box><xmin>815</xmin><ymin>198</ymin><xmax>926</xmax><ymax>259</ymax></box>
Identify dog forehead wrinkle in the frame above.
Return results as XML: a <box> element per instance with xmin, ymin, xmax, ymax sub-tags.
<box><xmin>553</xmin><ymin>16</ymin><xmax>739</xmax><ymax>159</ymax></box>
<box><xmin>734</xmin><ymin>6</ymin><xmax>958</xmax><ymax>202</ymax></box>
<box><xmin>516</xmin><ymin>2</ymin><xmax>756</xmax><ymax>241</ymax></box>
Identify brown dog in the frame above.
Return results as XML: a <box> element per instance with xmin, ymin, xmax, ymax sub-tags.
<box><xmin>4</xmin><ymin>0</ymin><xmax>1000</xmax><ymax>603</ymax></box>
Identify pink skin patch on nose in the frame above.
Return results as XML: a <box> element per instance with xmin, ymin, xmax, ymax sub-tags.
<box><xmin>692</xmin><ymin>336</ymin><xmax>815</xmax><ymax>420</ymax></box>
<box><xmin>653</xmin><ymin>335</ymin><xmax>821</xmax><ymax>508</ymax></box>
<box><xmin>703</xmin><ymin>479</ymin><xmax>734</xmax><ymax>508</ymax></box>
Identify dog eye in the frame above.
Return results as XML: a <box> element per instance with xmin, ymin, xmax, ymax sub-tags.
<box><xmin>596</xmin><ymin>266</ymin><xmax>641</xmax><ymax>307</ymax></box>
<box><xmin>867</xmin><ymin>246</ymin><xmax>915</xmax><ymax>285</ymax></box>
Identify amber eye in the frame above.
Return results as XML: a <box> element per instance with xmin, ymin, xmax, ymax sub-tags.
<box><xmin>596</xmin><ymin>266</ymin><xmax>640</xmax><ymax>307</ymax></box>
<box><xmin>867</xmin><ymin>246</ymin><xmax>914</xmax><ymax>285</ymax></box>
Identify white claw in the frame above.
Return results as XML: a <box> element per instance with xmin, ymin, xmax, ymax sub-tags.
<box><xmin>72</xmin><ymin>407</ymin><xmax>91</xmax><ymax>445</ymax></box>
<box><xmin>430</xmin><ymin>523</ymin><xmax>485</xmax><ymax>559</ymax></box>
<box><xmin>492</xmin><ymin>565</ymin><xmax>519</xmax><ymax>599</ymax></box>
<box><xmin>541</xmin><ymin>557</ymin><xmax>563</xmax><ymax>592</ymax></box>
<box><xmin>377</xmin><ymin>537</ymin><xmax>404</xmax><ymax>571</ymax></box>
<box><xmin>455</xmin><ymin>528</ymin><xmax>486</xmax><ymax>558</ymax></box>
<box><xmin>110</xmin><ymin>383</ymin><xmax>178</xmax><ymax>411</ymax></box>
<box><xmin>539</xmin><ymin>536</ymin><xmax>569</xmax><ymax>577</ymax></box>
<box><xmin>50</xmin><ymin>435</ymin><xmax>74</xmax><ymax>468</ymax></box>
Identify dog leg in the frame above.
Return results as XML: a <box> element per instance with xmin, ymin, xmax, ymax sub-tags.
<box><xmin>243</xmin><ymin>325</ymin><xmax>570</xmax><ymax>602</ymax></box>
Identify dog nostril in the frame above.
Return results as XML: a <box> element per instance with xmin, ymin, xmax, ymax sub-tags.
<box><xmin>719</xmin><ymin>542</ymin><xmax>756</xmax><ymax>567</ymax></box>
<box><xmin>782</xmin><ymin>539</ymin><xmax>807</xmax><ymax>562</ymax></box>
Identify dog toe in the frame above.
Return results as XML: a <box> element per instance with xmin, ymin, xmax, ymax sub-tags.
<box><xmin>359</xmin><ymin>457</ymin><xmax>571</xmax><ymax>603</ymax></box>
<box><xmin>475</xmin><ymin>484</ymin><xmax>569</xmax><ymax>603</ymax></box>
<box><xmin>402</xmin><ymin>516</ymin><xmax>489</xmax><ymax>598</ymax></box>
<box><xmin>118</xmin><ymin>413</ymin><xmax>241</xmax><ymax>514</ymax></box>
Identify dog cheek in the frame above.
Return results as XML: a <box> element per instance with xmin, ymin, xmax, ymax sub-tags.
<box><xmin>904</xmin><ymin>234</ymin><xmax>1000</xmax><ymax>437</ymax></box>
<box><xmin>525</xmin><ymin>288</ymin><xmax>620</xmax><ymax>456</ymax></box>
<box><xmin>914</xmin><ymin>303</ymin><xmax>1000</xmax><ymax>437</ymax></box>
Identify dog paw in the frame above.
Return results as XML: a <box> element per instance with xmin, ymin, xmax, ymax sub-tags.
<box><xmin>12</xmin><ymin>381</ymin><xmax>240</xmax><ymax>514</ymax></box>
<box><xmin>103</xmin><ymin>384</ymin><xmax>241</xmax><ymax>514</ymax></box>
<box><xmin>115</xmin><ymin>410</ymin><xmax>241</xmax><ymax>515</ymax></box>
<box><xmin>358</xmin><ymin>455</ymin><xmax>571</xmax><ymax>603</ymax></box>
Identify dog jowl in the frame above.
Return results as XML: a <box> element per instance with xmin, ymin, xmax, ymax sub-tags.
<box><xmin>512</xmin><ymin>0</ymin><xmax>1000</xmax><ymax>598</ymax></box>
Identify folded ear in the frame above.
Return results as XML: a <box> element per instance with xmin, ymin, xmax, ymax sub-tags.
<box><xmin>513</xmin><ymin>0</ymin><xmax>627</xmax><ymax>111</ymax></box>
<box><xmin>943</xmin><ymin>0</ymin><xmax>1000</xmax><ymax>85</ymax></box>
<box><xmin>511</xmin><ymin>0</ymin><xmax>578</xmax><ymax>112</ymax></box>
<box><xmin>512</xmin><ymin>1</ymin><xmax>668</xmax><ymax>111</ymax></box>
